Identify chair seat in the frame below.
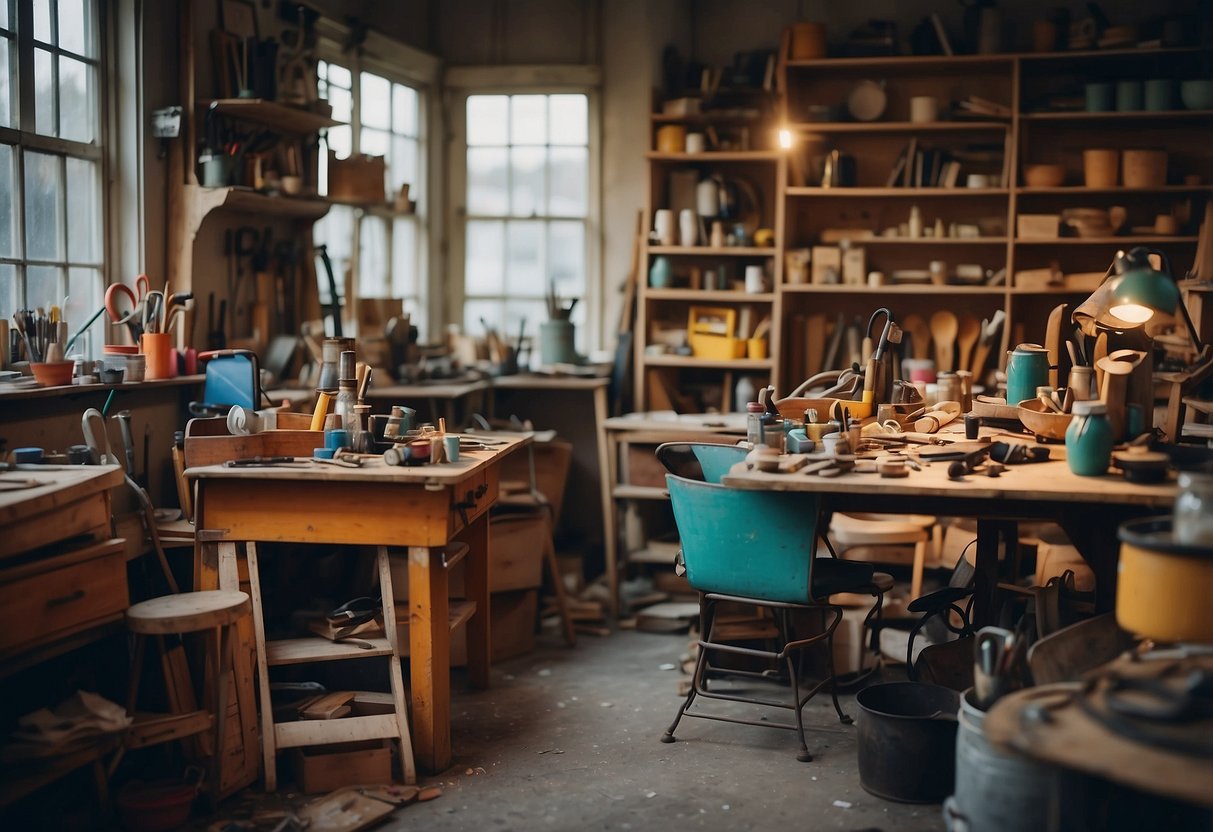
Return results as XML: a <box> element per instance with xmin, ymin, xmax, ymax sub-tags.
<box><xmin>870</xmin><ymin>571</ymin><xmax>895</xmax><ymax>593</ymax></box>
<box><xmin>127</xmin><ymin>590</ymin><xmax>250</xmax><ymax>635</ymax></box>
<box><xmin>810</xmin><ymin>558</ymin><xmax>878</xmax><ymax>598</ymax></box>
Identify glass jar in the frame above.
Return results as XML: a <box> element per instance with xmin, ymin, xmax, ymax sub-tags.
<box><xmin>334</xmin><ymin>379</ymin><xmax>358</xmax><ymax>435</ymax></box>
<box><xmin>1065</xmin><ymin>400</ymin><xmax>1112</xmax><ymax>476</ymax></box>
<box><xmin>746</xmin><ymin>402</ymin><xmax>765</xmax><ymax>447</ymax></box>
<box><xmin>1174</xmin><ymin>472</ymin><xmax>1213</xmax><ymax>546</ymax></box>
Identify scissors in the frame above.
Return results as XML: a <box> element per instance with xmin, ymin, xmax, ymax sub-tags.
<box><xmin>104</xmin><ymin>274</ymin><xmax>151</xmax><ymax>341</ymax></box>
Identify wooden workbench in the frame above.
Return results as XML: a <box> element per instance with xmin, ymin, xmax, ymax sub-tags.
<box><xmin>189</xmin><ymin>435</ymin><xmax>528</xmax><ymax>782</ymax></box>
<box><xmin>721</xmin><ymin>438</ymin><xmax>1177</xmax><ymax>623</ymax></box>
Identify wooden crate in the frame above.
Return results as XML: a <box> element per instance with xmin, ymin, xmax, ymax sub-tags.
<box><xmin>290</xmin><ymin>740</ymin><xmax>392</xmax><ymax>793</ymax></box>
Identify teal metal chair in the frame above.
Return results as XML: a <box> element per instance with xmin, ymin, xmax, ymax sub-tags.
<box><xmin>660</xmin><ymin>472</ymin><xmax>891</xmax><ymax>761</ymax></box>
<box><xmin>655</xmin><ymin>441</ymin><xmax>747</xmax><ymax>484</ymax></box>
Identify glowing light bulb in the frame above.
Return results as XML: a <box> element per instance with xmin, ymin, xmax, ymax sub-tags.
<box><xmin>778</xmin><ymin>128</ymin><xmax>793</xmax><ymax>149</ymax></box>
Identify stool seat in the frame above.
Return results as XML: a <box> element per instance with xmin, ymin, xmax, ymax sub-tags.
<box><xmin>127</xmin><ymin>590</ymin><xmax>250</xmax><ymax>635</ymax></box>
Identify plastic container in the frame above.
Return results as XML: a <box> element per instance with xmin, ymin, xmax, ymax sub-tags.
<box><xmin>1174</xmin><ymin>472</ymin><xmax>1213</xmax><ymax>546</ymax></box>
<box><xmin>1065</xmin><ymin>400</ymin><xmax>1113</xmax><ymax>476</ymax></box>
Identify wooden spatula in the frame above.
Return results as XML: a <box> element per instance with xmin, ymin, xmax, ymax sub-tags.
<box><xmin>930</xmin><ymin>310</ymin><xmax>959</xmax><ymax>372</ymax></box>
<box><xmin>902</xmin><ymin>313</ymin><xmax>930</xmax><ymax>360</ymax></box>
<box><xmin>956</xmin><ymin>314</ymin><xmax>981</xmax><ymax>375</ymax></box>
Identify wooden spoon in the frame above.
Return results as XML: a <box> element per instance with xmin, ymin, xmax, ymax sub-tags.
<box><xmin>930</xmin><ymin>310</ymin><xmax>959</xmax><ymax>372</ymax></box>
<box><xmin>956</xmin><ymin>314</ymin><xmax>981</xmax><ymax>375</ymax></box>
<box><xmin>902</xmin><ymin>313</ymin><xmax>930</xmax><ymax>360</ymax></box>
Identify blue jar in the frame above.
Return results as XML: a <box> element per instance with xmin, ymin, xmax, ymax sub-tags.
<box><xmin>1065</xmin><ymin>401</ymin><xmax>1113</xmax><ymax>476</ymax></box>
<box><xmin>648</xmin><ymin>256</ymin><xmax>672</xmax><ymax>288</ymax></box>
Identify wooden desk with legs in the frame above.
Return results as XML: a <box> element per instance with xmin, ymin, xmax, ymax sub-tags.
<box><xmin>721</xmin><ymin>441</ymin><xmax>1177</xmax><ymax>625</ymax></box>
<box><xmin>190</xmin><ymin>435</ymin><xmax>527</xmax><ymax>786</ymax></box>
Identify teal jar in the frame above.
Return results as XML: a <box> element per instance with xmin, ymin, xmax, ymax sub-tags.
<box><xmin>1006</xmin><ymin>344</ymin><xmax>1049</xmax><ymax>406</ymax></box>
<box><xmin>649</xmin><ymin>256</ymin><xmax>672</xmax><ymax>288</ymax></box>
<box><xmin>1065</xmin><ymin>400</ymin><xmax>1113</xmax><ymax>476</ymax></box>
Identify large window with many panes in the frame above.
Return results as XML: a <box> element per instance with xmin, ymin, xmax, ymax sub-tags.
<box><xmin>314</xmin><ymin>59</ymin><xmax>427</xmax><ymax>338</ymax></box>
<box><xmin>460</xmin><ymin>93</ymin><xmax>590</xmax><ymax>346</ymax></box>
<box><xmin>0</xmin><ymin>0</ymin><xmax>105</xmax><ymax>358</ymax></box>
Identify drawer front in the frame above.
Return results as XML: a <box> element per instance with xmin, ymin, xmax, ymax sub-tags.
<box><xmin>449</xmin><ymin>468</ymin><xmax>499</xmax><ymax>535</ymax></box>
<box><xmin>0</xmin><ymin>545</ymin><xmax>129</xmax><ymax>653</ymax></box>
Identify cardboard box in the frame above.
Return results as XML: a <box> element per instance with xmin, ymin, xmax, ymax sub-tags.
<box><xmin>1017</xmin><ymin>214</ymin><xmax>1060</xmax><ymax>239</ymax></box>
<box><xmin>290</xmin><ymin>740</ymin><xmax>391</xmax><ymax>793</ymax></box>
<box><xmin>811</xmin><ymin>245</ymin><xmax>841</xmax><ymax>284</ymax></box>
<box><xmin>328</xmin><ymin>152</ymin><xmax>386</xmax><ymax>203</ymax></box>
<box><xmin>387</xmin><ymin>513</ymin><xmax>545</xmax><ymax>598</ymax></box>
<box><xmin>488</xmin><ymin>513</ymin><xmax>546</xmax><ymax>592</ymax></box>
<box><xmin>395</xmin><ymin>588</ymin><xmax>538</xmax><ymax>665</ymax></box>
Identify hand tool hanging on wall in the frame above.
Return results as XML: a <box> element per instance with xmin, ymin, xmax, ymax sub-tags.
<box><xmin>315</xmin><ymin>243</ymin><xmax>343</xmax><ymax>337</ymax></box>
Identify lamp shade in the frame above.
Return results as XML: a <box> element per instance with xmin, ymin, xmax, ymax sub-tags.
<box><xmin>1110</xmin><ymin>267</ymin><xmax>1181</xmax><ymax>324</ymax></box>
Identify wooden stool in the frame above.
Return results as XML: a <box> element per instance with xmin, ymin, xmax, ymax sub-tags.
<box><xmin>120</xmin><ymin>590</ymin><xmax>250</xmax><ymax>799</ymax></box>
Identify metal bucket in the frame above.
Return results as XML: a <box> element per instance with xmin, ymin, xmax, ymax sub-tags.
<box><xmin>856</xmin><ymin>682</ymin><xmax>960</xmax><ymax>803</ymax></box>
<box><xmin>945</xmin><ymin>688</ymin><xmax>1057</xmax><ymax>832</ymax></box>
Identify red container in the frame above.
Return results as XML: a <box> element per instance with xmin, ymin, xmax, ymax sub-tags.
<box><xmin>116</xmin><ymin>780</ymin><xmax>197</xmax><ymax>832</ymax></box>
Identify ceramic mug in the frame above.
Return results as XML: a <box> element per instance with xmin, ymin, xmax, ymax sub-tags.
<box><xmin>685</xmin><ymin>133</ymin><xmax>705</xmax><ymax>153</ymax></box>
<box><xmin>1115</xmin><ymin>80</ymin><xmax>1143</xmax><ymax>112</ymax></box>
<box><xmin>1006</xmin><ymin>343</ymin><xmax>1049</xmax><ymax>406</ymax></box>
<box><xmin>653</xmin><ymin>209</ymin><xmax>675</xmax><ymax>246</ymax></box>
<box><xmin>678</xmin><ymin>209</ymin><xmax>698</xmax><ymax>247</ymax></box>
<box><xmin>1085</xmin><ymin>82</ymin><xmax>1115</xmax><ymax>113</ymax></box>
<box><xmin>1143</xmin><ymin>79</ymin><xmax>1174</xmax><ymax>112</ymax></box>
<box><xmin>655</xmin><ymin>125</ymin><xmax>686</xmax><ymax>153</ymax></box>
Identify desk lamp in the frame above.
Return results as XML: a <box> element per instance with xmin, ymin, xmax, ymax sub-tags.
<box><xmin>1107</xmin><ymin>246</ymin><xmax>1210</xmax><ymax>363</ymax></box>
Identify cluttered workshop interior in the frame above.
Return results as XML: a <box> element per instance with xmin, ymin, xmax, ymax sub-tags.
<box><xmin>2</xmin><ymin>1</ymin><xmax>1213</xmax><ymax>830</ymax></box>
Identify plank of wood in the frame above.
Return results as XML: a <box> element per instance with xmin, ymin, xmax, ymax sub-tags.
<box><xmin>300</xmin><ymin>692</ymin><xmax>356</xmax><ymax>720</ymax></box>
<box><xmin>275</xmin><ymin>714</ymin><xmax>401</xmax><ymax>750</ymax></box>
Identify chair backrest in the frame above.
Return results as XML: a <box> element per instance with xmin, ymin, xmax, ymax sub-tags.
<box><xmin>666</xmin><ymin>473</ymin><xmax>821</xmax><ymax>603</ymax></box>
<box><xmin>655</xmin><ymin>442</ymin><xmax>747</xmax><ymax>483</ymax></box>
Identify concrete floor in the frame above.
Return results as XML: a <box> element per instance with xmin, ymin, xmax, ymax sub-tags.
<box><xmin>218</xmin><ymin>629</ymin><xmax>945</xmax><ymax>832</ymax></box>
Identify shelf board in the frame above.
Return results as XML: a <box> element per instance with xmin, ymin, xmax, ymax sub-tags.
<box><xmin>199</xmin><ymin>98</ymin><xmax>342</xmax><ymax>133</ymax></box>
<box><xmin>786</xmin><ymin>186</ymin><xmax>1008</xmax><ymax>198</ymax></box>
<box><xmin>0</xmin><ymin>373</ymin><xmax>204</xmax><ymax>401</ymax></box>
<box><xmin>644</xmin><ymin>289</ymin><xmax>774</xmax><ymax>302</ymax></box>
<box><xmin>266</xmin><ymin>636</ymin><xmax>393</xmax><ymax>666</ymax></box>
<box><xmin>1017</xmin><ymin>185</ymin><xmax>1212</xmax><ymax>196</ymax></box>
<box><xmin>790</xmin><ymin>120</ymin><xmax>1009</xmax><ymax>133</ymax></box>
<box><xmin>613</xmin><ymin>484</ymin><xmax>669</xmax><ymax>501</ymax></box>
<box><xmin>786</xmin><ymin>53</ymin><xmax>1013</xmax><ymax>71</ymax></box>
<box><xmin>1020</xmin><ymin>109</ymin><xmax>1213</xmax><ymax>122</ymax></box>
<box><xmin>651</xmin><ymin>112</ymin><xmax>764</xmax><ymax>123</ymax></box>
<box><xmin>647</xmin><ymin>246</ymin><xmax>775</xmax><ymax>256</ymax></box>
<box><xmin>185</xmin><ymin>185</ymin><xmax>333</xmax><ymax>221</ymax></box>
<box><xmin>1015</xmin><ymin>236</ymin><xmax>1199</xmax><ymax>245</ymax></box>
<box><xmin>644</xmin><ymin>355</ymin><xmax>774</xmax><ymax>369</ymax></box>
<box><xmin>645</xmin><ymin>151</ymin><xmax>782</xmax><ymax>162</ymax></box>
<box><xmin>782</xmin><ymin>283</ymin><xmax>1006</xmax><ymax>294</ymax></box>
<box><xmin>784</xmin><ymin>46</ymin><xmax>1205</xmax><ymax>71</ymax></box>
<box><xmin>1018</xmin><ymin>45</ymin><xmax>1209</xmax><ymax>64</ymax></box>
<box><xmin>827</xmin><ymin>237</ymin><xmax>1009</xmax><ymax>245</ymax></box>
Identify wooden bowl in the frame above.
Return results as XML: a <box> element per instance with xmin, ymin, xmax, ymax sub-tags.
<box><xmin>1024</xmin><ymin>164</ymin><xmax>1066</xmax><ymax>187</ymax></box>
<box><xmin>1016</xmin><ymin>398</ymin><xmax>1074</xmax><ymax>441</ymax></box>
<box><xmin>30</xmin><ymin>361</ymin><xmax>75</xmax><ymax>387</ymax></box>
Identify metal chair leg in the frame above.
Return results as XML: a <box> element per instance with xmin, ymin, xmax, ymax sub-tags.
<box><xmin>661</xmin><ymin>598</ymin><xmax>716</xmax><ymax>743</ymax></box>
<box><xmin>785</xmin><ymin>652</ymin><xmax>812</xmax><ymax>762</ymax></box>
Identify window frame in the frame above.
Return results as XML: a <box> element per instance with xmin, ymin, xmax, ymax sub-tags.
<box><xmin>446</xmin><ymin>65</ymin><xmax>602</xmax><ymax>351</ymax></box>
<box><xmin>314</xmin><ymin>21</ymin><xmax>440</xmax><ymax>339</ymax></box>
<box><xmin>0</xmin><ymin>0</ymin><xmax>113</xmax><ymax>356</ymax></box>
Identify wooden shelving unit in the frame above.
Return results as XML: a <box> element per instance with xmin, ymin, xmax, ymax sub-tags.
<box><xmin>774</xmin><ymin>43</ymin><xmax>1212</xmax><ymax>392</ymax></box>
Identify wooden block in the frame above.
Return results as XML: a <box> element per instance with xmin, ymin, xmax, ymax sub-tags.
<box><xmin>1017</xmin><ymin>214</ymin><xmax>1060</xmax><ymax>239</ymax></box>
<box><xmin>811</xmin><ymin>246</ymin><xmax>841</xmax><ymax>284</ymax></box>
<box><xmin>300</xmin><ymin>691</ymin><xmax>356</xmax><ymax>720</ymax></box>
<box><xmin>290</xmin><ymin>740</ymin><xmax>392</xmax><ymax>793</ymax></box>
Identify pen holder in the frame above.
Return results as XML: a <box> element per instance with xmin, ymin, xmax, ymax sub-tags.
<box><xmin>140</xmin><ymin>333</ymin><xmax>174</xmax><ymax>380</ymax></box>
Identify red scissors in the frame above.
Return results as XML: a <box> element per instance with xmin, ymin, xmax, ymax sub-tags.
<box><xmin>105</xmin><ymin>274</ymin><xmax>151</xmax><ymax>340</ymax></box>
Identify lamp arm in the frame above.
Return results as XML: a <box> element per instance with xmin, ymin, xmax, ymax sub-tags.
<box><xmin>1144</xmin><ymin>247</ymin><xmax>1205</xmax><ymax>353</ymax></box>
